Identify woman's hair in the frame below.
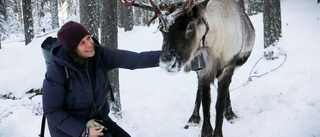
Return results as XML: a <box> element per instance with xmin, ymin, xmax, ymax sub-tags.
<box><xmin>69</xmin><ymin>52</ymin><xmax>87</xmax><ymax>65</ymax></box>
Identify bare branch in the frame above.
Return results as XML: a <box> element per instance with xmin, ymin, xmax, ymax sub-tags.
<box><xmin>118</xmin><ymin>0</ymin><xmax>153</xmax><ymax>11</ymax></box>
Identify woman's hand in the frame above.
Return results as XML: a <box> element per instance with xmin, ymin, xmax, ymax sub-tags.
<box><xmin>82</xmin><ymin>127</ymin><xmax>104</xmax><ymax>137</ymax></box>
<box><xmin>89</xmin><ymin>126</ymin><xmax>104</xmax><ymax>137</ymax></box>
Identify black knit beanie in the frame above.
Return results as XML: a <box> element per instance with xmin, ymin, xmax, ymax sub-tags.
<box><xmin>57</xmin><ymin>21</ymin><xmax>90</xmax><ymax>52</ymax></box>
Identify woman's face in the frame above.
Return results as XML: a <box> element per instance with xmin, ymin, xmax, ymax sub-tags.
<box><xmin>75</xmin><ymin>35</ymin><xmax>95</xmax><ymax>58</ymax></box>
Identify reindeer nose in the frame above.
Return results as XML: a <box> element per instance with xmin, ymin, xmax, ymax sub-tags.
<box><xmin>161</xmin><ymin>47</ymin><xmax>178</xmax><ymax>61</ymax></box>
<box><xmin>160</xmin><ymin>54</ymin><xmax>172</xmax><ymax>62</ymax></box>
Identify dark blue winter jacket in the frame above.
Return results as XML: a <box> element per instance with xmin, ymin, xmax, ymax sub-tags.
<box><xmin>42</xmin><ymin>39</ymin><xmax>161</xmax><ymax>137</ymax></box>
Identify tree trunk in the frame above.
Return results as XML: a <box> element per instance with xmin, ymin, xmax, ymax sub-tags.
<box><xmin>50</xmin><ymin>0</ymin><xmax>59</xmax><ymax>30</ymax></box>
<box><xmin>143</xmin><ymin>9</ymin><xmax>151</xmax><ymax>26</ymax></box>
<box><xmin>0</xmin><ymin>1</ymin><xmax>4</xmax><ymax>48</ymax></box>
<box><xmin>118</xmin><ymin>4</ymin><xmax>133</xmax><ymax>31</ymax></box>
<box><xmin>263</xmin><ymin>0</ymin><xmax>282</xmax><ymax>59</ymax></box>
<box><xmin>79</xmin><ymin>0</ymin><xmax>99</xmax><ymax>37</ymax></box>
<box><xmin>22</xmin><ymin>0</ymin><xmax>34</xmax><ymax>45</ymax></box>
<box><xmin>15</xmin><ymin>0</ymin><xmax>24</xmax><ymax>29</ymax></box>
<box><xmin>124</xmin><ymin>6</ymin><xmax>133</xmax><ymax>31</ymax></box>
<box><xmin>247</xmin><ymin>0</ymin><xmax>264</xmax><ymax>16</ymax></box>
<box><xmin>117</xmin><ymin>3</ymin><xmax>124</xmax><ymax>28</ymax></box>
<box><xmin>133</xmin><ymin>6</ymin><xmax>142</xmax><ymax>26</ymax></box>
<box><xmin>275</xmin><ymin>0</ymin><xmax>282</xmax><ymax>38</ymax></box>
<box><xmin>100</xmin><ymin>0</ymin><xmax>122</xmax><ymax>118</ymax></box>
<box><xmin>67</xmin><ymin>0</ymin><xmax>77</xmax><ymax>20</ymax></box>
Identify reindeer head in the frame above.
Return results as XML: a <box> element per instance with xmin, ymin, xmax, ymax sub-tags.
<box><xmin>120</xmin><ymin>0</ymin><xmax>210</xmax><ymax>72</ymax></box>
<box><xmin>156</xmin><ymin>0</ymin><xmax>209</xmax><ymax>72</ymax></box>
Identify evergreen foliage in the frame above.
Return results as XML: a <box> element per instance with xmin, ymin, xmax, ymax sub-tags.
<box><xmin>245</xmin><ymin>0</ymin><xmax>264</xmax><ymax>16</ymax></box>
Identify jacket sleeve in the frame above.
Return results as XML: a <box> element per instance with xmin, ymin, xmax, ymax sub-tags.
<box><xmin>42</xmin><ymin>63</ymin><xmax>85</xmax><ymax>137</ymax></box>
<box><xmin>102</xmin><ymin>48</ymin><xmax>161</xmax><ymax>70</ymax></box>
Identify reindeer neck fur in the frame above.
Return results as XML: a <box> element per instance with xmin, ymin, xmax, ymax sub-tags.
<box><xmin>202</xmin><ymin>0</ymin><xmax>254</xmax><ymax>67</ymax></box>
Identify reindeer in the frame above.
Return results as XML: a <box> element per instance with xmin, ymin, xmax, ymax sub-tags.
<box><xmin>120</xmin><ymin>0</ymin><xmax>255</xmax><ymax>136</ymax></box>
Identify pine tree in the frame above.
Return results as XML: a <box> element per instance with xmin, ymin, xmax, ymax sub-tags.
<box><xmin>263</xmin><ymin>0</ymin><xmax>282</xmax><ymax>60</ymax></box>
<box><xmin>118</xmin><ymin>3</ymin><xmax>133</xmax><ymax>31</ymax></box>
<box><xmin>50</xmin><ymin>0</ymin><xmax>59</xmax><ymax>30</ymax></box>
<box><xmin>79</xmin><ymin>0</ymin><xmax>99</xmax><ymax>37</ymax></box>
<box><xmin>0</xmin><ymin>0</ymin><xmax>4</xmax><ymax>49</ymax></box>
<box><xmin>246</xmin><ymin>0</ymin><xmax>263</xmax><ymax>16</ymax></box>
<box><xmin>100</xmin><ymin>0</ymin><xmax>122</xmax><ymax>118</ymax></box>
<box><xmin>22</xmin><ymin>0</ymin><xmax>34</xmax><ymax>45</ymax></box>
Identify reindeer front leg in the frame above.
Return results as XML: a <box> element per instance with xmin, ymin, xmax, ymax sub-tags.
<box><xmin>214</xmin><ymin>67</ymin><xmax>235</xmax><ymax>137</ymax></box>
<box><xmin>185</xmin><ymin>71</ymin><xmax>206</xmax><ymax>128</ymax></box>
<box><xmin>201</xmin><ymin>80</ymin><xmax>213</xmax><ymax>137</ymax></box>
<box><xmin>185</xmin><ymin>82</ymin><xmax>202</xmax><ymax>129</ymax></box>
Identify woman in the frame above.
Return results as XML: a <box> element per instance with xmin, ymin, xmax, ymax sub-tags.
<box><xmin>42</xmin><ymin>21</ymin><xmax>161</xmax><ymax>137</ymax></box>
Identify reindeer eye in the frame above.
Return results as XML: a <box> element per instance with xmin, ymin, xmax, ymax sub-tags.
<box><xmin>185</xmin><ymin>22</ymin><xmax>195</xmax><ymax>38</ymax></box>
<box><xmin>187</xmin><ymin>22</ymin><xmax>195</xmax><ymax>31</ymax></box>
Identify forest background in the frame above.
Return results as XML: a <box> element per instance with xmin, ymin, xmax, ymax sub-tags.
<box><xmin>0</xmin><ymin>0</ymin><xmax>286</xmax><ymax>110</ymax></box>
<box><xmin>1</xmin><ymin>0</ymin><xmax>320</xmax><ymax>136</ymax></box>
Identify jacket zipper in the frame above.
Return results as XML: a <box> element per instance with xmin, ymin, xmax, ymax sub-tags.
<box><xmin>85</xmin><ymin>60</ymin><xmax>101</xmax><ymax>113</ymax></box>
<box><xmin>85</xmin><ymin>61</ymin><xmax>92</xmax><ymax>89</ymax></box>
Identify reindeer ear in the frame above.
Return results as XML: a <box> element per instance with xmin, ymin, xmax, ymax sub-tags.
<box><xmin>185</xmin><ymin>0</ymin><xmax>209</xmax><ymax>15</ymax></box>
<box><xmin>185</xmin><ymin>0</ymin><xmax>209</xmax><ymax>18</ymax></box>
<box><xmin>181</xmin><ymin>0</ymin><xmax>197</xmax><ymax>17</ymax></box>
<box><xmin>190</xmin><ymin>0</ymin><xmax>210</xmax><ymax>17</ymax></box>
<box><xmin>183</xmin><ymin>0</ymin><xmax>196</xmax><ymax>11</ymax></box>
<box><xmin>197</xmin><ymin>0</ymin><xmax>210</xmax><ymax>11</ymax></box>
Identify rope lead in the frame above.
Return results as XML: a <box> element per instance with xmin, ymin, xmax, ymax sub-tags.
<box><xmin>230</xmin><ymin>53</ymin><xmax>287</xmax><ymax>92</ymax></box>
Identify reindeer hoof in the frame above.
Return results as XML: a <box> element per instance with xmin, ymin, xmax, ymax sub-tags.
<box><xmin>228</xmin><ymin>117</ymin><xmax>240</xmax><ymax>124</ymax></box>
<box><xmin>213</xmin><ymin>134</ymin><xmax>223</xmax><ymax>137</ymax></box>
<box><xmin>224</xmin><ymin>111</ymin><xmax>238</xmax><ymax>124</ymax></box>
<box><xmin>213</xmin><ymin>129</ymin><xmax>223</xmax><ymax>137</ymax></box>
<box><xmin>188</xmin><ymin>115</ymin><xmax>201</xmax><ymax>123</ymax></box>
<box><xmin>201</xmin><ymin>123</ymin><xmax>213</xmax><ymax>137</ymax></box>
<box><xmin>184</xmin><ymin>115</ymin><xmax>201</xmax><ymax>129</ymax></box>
<box><xmin>202</xmin><ymin>132</ymin><xmax>214</xmax><ymax>137</ymax></box>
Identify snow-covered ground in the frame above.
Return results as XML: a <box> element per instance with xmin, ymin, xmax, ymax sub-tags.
<box><xmin>0</xmin><ymin>0</ymin><xmax>319</xmax><ymax>136</ymax></box>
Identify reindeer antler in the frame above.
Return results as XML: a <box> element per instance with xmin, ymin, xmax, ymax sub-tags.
<box><xmin>118</xmin><ymin>0</ymin><xmax>187</xmax><ymax>27</ymax></box>
<box><xmin>118</xmin><ymin>0</ymin><xmax>153</xmax><ymax>11</ymax></box>
<box><xmin>118</xmin><ymin>0</ymin><xmax>162</xmax><ymax>26</ymax></box>
<box><xmin>118</xmin><ymin>0</ymin><xmax>135</xmax><ymax>6</ymax></box>
<box><xmin>118</xmin><ymin>0</ymin><xmax>164</xmax><ymax>26</ymax></box>
<box><xmin>147</xmin><ymin>0</ymin><xmax>165</xmax><ymax>26</ymax></box>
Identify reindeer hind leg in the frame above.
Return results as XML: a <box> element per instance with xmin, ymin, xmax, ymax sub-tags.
<box><xmin>214</xmin><ymin>66</ymin><xmax>236</xmax><ymax>137</ymax></box>
<box><xmin>224</xmin><ymin>91</ymin><xmax>238</xmax><ymax>123</ymax></box>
